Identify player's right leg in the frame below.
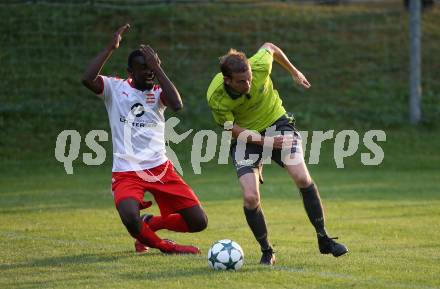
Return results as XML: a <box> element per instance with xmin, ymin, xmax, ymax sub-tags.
<box><xmin>117</xmin><ymin>198</ymin><xmax>157</xmax><ymax>253</ymax></box>
<box><xmin>231</xmin><ymin>139</ymin><xmax>275</xmax><ymax>265</ymax></box>
<box><xmin>238</xmin><ymin>171</ymin><xmax>276</xmax><ymax>265</ymax></box>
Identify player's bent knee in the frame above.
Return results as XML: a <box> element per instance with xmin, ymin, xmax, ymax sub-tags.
<box><xmin>188</xmin><ymin>214</ymin><xmax>208</xmax><ymax>232</ymax></box>
<box><xmin>243</xmin><ymin>193</ymin><xmax>260</xmax><ymax>209</ymax></box>
<box><xmin>179</xmin><ymin>205</ymin><xmax>208</xmax><ymax>233</ymax></box>
<box><xmin>294</xmin><ymin>175</ymin><xmax>312</xmax><ymax>189</ymax></box>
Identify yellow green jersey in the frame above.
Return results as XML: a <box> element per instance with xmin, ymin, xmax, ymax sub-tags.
<box><xmin>207</xmin><ymin>48</ymin><xmax>286</xmax><ymax>132</ymax></box>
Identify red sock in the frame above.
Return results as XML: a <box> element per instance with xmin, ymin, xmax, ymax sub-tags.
<box><xmin>148</xmin><ymin>214</ymin><xmax>189</xmax><ymax>233</ymax></box>
<box><xmin>136</xmin><ymin>222</ymin><xmax>163</xmax><ymax>248</ymax></box>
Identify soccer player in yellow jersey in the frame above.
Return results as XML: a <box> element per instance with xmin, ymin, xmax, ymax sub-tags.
<box><xmin>207</xmin><ymin>43</ymin><xmax>348</xmax><ymax>265</ymax></box>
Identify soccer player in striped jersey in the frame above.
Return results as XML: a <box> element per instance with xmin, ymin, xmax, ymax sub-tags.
<box><xmin>82</xmin><ymin>24</ymin><xmax>207</xmax><ymax>255</ymax></box>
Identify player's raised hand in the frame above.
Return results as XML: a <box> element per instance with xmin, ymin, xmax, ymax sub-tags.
<box><xmin>139</xmin><ymin>44</ymin><xmax>161</xmax><ymax>70</ymax></box>
<box><xmin>110</xmin><ymin>23</ymin><xmax>130</xmax><ymax>50</ymax></box>
<box><xmin>293</xmin><ymin>71</ymin><xmax>311</xmax><ymax>89</ymax></box>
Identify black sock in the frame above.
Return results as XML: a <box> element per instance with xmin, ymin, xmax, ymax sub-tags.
<box><xmin>299</xmin><ymin>183</ymin><xmax>327</xmax><ymax>237</ymax></box>
<box><xmin>243</xmin><ymin>205</ymin><xmax>271</xmax><ymax>250</ymax></box>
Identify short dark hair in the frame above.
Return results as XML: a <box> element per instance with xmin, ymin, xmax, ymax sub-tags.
<box><xmin>127</xmin><ymin>49</ymin><xmax>144</xmax><ymax>69</ymax></box>
<box><xmin>219</xmin><ymin>49</ymin><xmax>250</xmax><ymax>77</ymax></box>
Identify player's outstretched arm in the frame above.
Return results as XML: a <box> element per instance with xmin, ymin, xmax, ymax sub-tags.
<box><xmin>139</xmin><ymin>45</ymin><xmax>183</xmax><ymax>112</ymax></box>
<box><xmin>81</xmin><ymin>24</ymin><xmax>130</xmax><ymax>94</ymax></box>
<box><xmin>259</xmin><ymin>42</ymin><xmax>311</xmax><ymax>89</ymax></box>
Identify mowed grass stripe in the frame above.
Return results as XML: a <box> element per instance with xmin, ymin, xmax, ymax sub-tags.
<box><xmin>1</xmin><ymin>164</ymin><xmax>439</xmax><ymax>288</ymax></box>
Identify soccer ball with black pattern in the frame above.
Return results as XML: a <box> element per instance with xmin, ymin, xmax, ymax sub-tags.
<box><xmin>207</xmin><ymin>239</ymin><xmax>244</xmax><ymax>270</ymax></box>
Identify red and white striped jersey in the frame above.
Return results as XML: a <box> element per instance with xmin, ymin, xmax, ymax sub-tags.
<box><xmin>98</xmin><ymin>75</ymin><xmax>167</xmax><ymax>172</ymax></box>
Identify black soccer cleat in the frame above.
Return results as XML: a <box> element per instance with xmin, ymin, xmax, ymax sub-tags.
<box><xmin>318</xmin><ymin>235</ymin><xmax>348</xmax><ymax>257</ymax></box>
<box><xmin>260</xmin><ymin>247</ymin><xmax>276</xmax><ymax>265</ymax></box>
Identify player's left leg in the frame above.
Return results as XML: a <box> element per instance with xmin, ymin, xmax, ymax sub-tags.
<box><xmin>141</xmin><ymin>213</ymin><xmax>190</xmax><ymax>232</ymax></box>
<box><xmin>284</xmin><ymin>155</ymin><xmax>348</xmax><ymax>257</ymax></box>
<box><xmin>271</xmin><ymin>114</ymin><xmax>348</xmax><ymax>257</ymax></box>
<box><xmin>142</xmin><ymin>204</ymin><xmax>207</xmax><ymax>233</ymax></box>
<box><xmin>284</xmin><ymin>156</ymin><xmax>325</xmax><ymax>235</ymax></box>
<box><xmin>178</xmin><ymin>204</ymin><xmax>208</xmax><ymax>232</ymax></box>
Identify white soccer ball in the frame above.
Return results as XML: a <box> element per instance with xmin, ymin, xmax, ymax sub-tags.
<box><xmin>207</xmin><ymin>239</ymin><xmax>244</xmax><ymax>270</ymax></box>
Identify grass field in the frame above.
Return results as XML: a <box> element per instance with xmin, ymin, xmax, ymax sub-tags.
<box><xmin>1</xmin><ymin>132</ymin><xmax>439</xmax><ymax>289</ymax></box>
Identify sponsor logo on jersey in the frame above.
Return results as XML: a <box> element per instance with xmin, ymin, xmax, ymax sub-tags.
<box><xmin>131</xmin><ymin>103</ymin><xmax>145</xmax><ymax>117</ymax></box>
<box><xmin>119</xmin><ymin>116</ymin><xmax>158</xmax><ymax>128</ymax></box>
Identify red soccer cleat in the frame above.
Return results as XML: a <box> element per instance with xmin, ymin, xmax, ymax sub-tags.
<box><xmin>158</xmin><ymin>239</ymin><xmax>201</xmax><ymax>255</ymax></box>
<box><xmin>134</xmin><ymin>239</ymin><xmax>150</xmax><ymax>254</ymax></box>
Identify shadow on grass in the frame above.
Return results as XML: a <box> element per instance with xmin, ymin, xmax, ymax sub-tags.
<box><xmin>116</xmin><ymin>261</ymin><xmax>269</xmax><ymax>281</ymax></box>
<box><xmin>1</xmin><ymin>277</ymin><xmax>100</xmax><ymax>289</ymax></box>
<box><xmin>0</xmin><ymin>251</ymin><xmax>162</xmax><ymax>271</ymax></box>
<box><xmin>0</xmin><ymin>252</ymin><xmax>270</xmax><ymax>288</ymax></box>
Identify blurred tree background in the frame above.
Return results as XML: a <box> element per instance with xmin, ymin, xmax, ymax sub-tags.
<box><xmin>0</xmin><ymin>0</ymin><xmax>439</xmax><ymax>163</ymax></box>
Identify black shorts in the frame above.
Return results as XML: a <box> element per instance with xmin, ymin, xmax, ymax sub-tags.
<box><xmin>230</xmin><ymin>113</ymin><xmax>301</xmax><ymax>183</ymax></box>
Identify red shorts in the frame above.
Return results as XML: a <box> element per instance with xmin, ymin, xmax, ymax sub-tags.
<box><xmin>111</xmin><ymin>160</ymin><xmax>201</xmax><ymax>216</ymax></box>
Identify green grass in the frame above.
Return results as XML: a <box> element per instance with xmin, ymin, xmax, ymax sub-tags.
<box><xmin>1</xmin><ymin>142</ymin><xmax>439</xmax><ymax>289</ymax></box>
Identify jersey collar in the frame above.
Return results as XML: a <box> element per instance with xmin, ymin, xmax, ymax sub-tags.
<box><xmin>127</xmin><ymin>78</ymin><xmax>153</xmax><ymax>93</ymax></box>
<box><xmin>224</xmin><ymin>84</ymin><xmax>249</xmax><ymax>100</ymax></box>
